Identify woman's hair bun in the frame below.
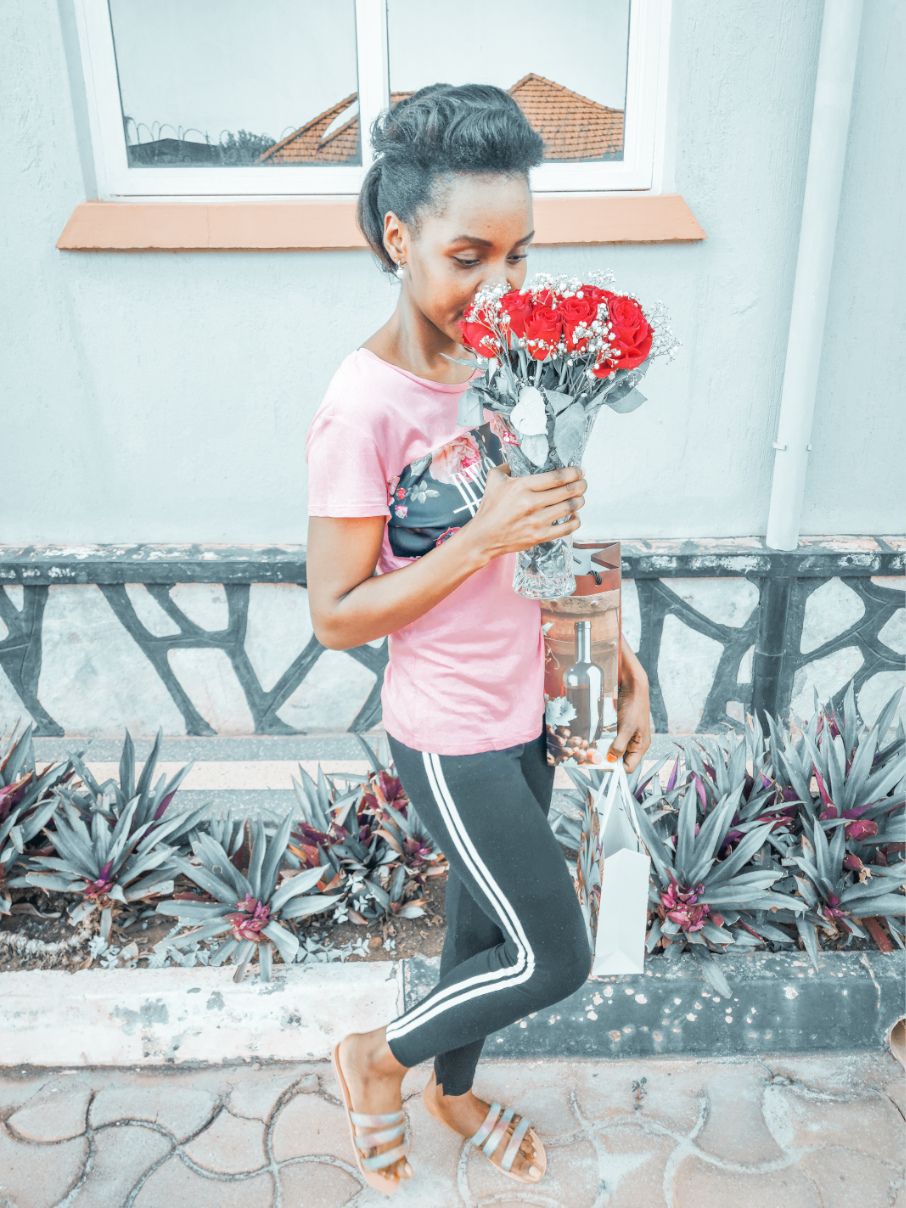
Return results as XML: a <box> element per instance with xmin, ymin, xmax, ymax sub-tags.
<box><xmin>357</xmin><ymin>83</ymin><xmax>543</xmax><ymax>272</ymax></box>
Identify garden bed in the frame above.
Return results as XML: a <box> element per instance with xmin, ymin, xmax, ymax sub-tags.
<box><xmin>0</xmin><ymin>875</ymin><xmax>447</xmax><ymax>973</ymax></box>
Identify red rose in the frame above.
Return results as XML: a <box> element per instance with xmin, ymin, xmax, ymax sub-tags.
<box><xmin>499</xmin><ymin>290</ymin><xmax>534</xmax><ymax>339</ymax></box>
<box><xmin>458</xmin><ymin>311</ymin><xmax>500</xmax><ymax>357</ymax></box>
<box><xmin>594</xmin><ymin>292</ymin><xmax>653</xmax><ymax>377</ymax></box>
<box><xmin>523</xmin><ymin>305</ymin><xmax>563</xmax><ymax>360</ymax></box>
<box><xmin>559</xmin><ymin>295</ymin><xmax>599</xmax><ymax>352</ymax></box>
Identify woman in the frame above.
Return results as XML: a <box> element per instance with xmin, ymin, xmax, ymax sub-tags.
<box><xmin>306</xmin><ymin>83</ymin><xmax>651</xmax><ymax>1194</ymax></box>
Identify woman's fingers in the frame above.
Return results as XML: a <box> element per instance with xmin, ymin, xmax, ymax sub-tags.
<box><xmin>526</xmin><ymin>466</ymin><xmax>585</xmax><ymax>491</ymax></box>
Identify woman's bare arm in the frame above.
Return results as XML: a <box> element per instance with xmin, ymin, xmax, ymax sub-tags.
<box><xmin>308</xmin><ymin>464</ymin><xmax>586</xmax><ymax>650</ymax></box>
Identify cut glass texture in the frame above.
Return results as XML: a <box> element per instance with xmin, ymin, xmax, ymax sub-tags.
<box><xmin>387</xmin><ymin>0</ymin><xmax>629</xmax><ymax>162</ymax></box>
<box><xmin>108</xmin><ymin>0</ymin><xmax>360</xmax><ymax>168</ymax></box>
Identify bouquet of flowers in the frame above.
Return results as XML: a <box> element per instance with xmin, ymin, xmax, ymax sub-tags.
<box><xmin>455</xmin><ymin>271</ymin><xmax>677</xmax><ymax>599</ymax></box>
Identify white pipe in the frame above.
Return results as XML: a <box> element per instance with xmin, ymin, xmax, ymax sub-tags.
<box><xmin>765</xmin><ymin>0</ymin><xmax>863</xmax><ymax>551</ymax></box>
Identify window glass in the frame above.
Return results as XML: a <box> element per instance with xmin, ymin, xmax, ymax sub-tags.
<box><xmin>386</xmin><ymin>0</ymin><xmax>629</xmax><ymax>162</ymax></box>
<box><xmin>108</xmin><ymin>0</ymin><xmax>360</xmax><ymax>168</ymax></box>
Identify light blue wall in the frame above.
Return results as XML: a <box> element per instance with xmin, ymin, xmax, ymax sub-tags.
<box><xmin>2</xmin><ymin>0</ymin><xmax>902</xmax><ymax>545</ymax></box>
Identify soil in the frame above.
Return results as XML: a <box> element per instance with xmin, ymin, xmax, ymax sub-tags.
<box><xmin>0</xmin><ymin>875</ymin><xmax>449</xmax><ymax>974</ymax></box>
<box><xmin>1</xmin><ymin>871</ymin><xmax>885</xmax><ymax>974</ymax></box>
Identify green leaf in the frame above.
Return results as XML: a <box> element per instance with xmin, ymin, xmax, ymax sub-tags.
<box><xmin>691</xmin><ymin>948</ymin><xmax>732</xmax><ymax>998</ymax></box>
<box><xmin>172</xmin><ymin>856</ymin><xmax>237</xmax><ymax>905</ymax></box>
<box><xmin>156</xmin><ymin>900</ymin><xmax>230</xmax><ymax>920</ymax></box>
<box><xmin>260</xmin><ymin>812</ymin><xmax>293</xmax><ymax>902</ymax></box>
<box><xmin>270</xmin><ymin>865</ymin><xmax>325</xmax><ymax>913</ymax></box>
<box><xmin>705</xmin><ymin>822</ymin><xmax>774</xmax><ymax>889</ymax></box>
<box><xmin>246</xmin><ymin>816</ymin><xmax>266</xmax><ymax>900</ymax></box>
<box><xmin>795</xmin><ymin>916</ymin><xmax>820</xmax><ymax>968</ymax></box>
<box><xmin>353</xmin><ymin>734</ymin><xmax>384</xmax><ymax>775</ymax></box>
<box><xmin>280</xmin><ymin>894</ymin><xmax>340</xmax><ymax>920</ymax></box>
<box><xmin>123</xmin><ymin>873</ymin><xmax>174</xmax><ymax>902</ymax></box>
<box><xmin>262</xmin><ymin>920</ymin><xmax>299</xmax><ymax>965</ymax></box>
<box><xmin>844</xmin><ymin>893</ymin><xmax>906</xmax><ymax>916</ymax></box>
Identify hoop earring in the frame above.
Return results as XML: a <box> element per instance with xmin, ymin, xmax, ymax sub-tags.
<box><xmin>395</xmin><ymin>262</ymin><xmax>406</xmax><ymax>280</ymax></box>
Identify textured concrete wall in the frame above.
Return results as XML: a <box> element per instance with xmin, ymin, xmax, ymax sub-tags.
<box><xmin>1</xmin><ymin>0</ymin><xmax>902</xmax><ymax>544</ymax></box>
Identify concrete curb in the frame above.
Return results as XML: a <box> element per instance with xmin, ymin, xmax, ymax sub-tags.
<box><xmin>406</xmin><ymin>950</ymin><xmax>906</xmax><ymax>1059</ymax></box>
<box><xmin>1</xmin><ymin>950</ymin><xmax>902</xmax><ymax>1068</ymax></box>
<box><xmin>0</xmin><ymin>962</ymin><xmax>401</xmax><ymax>1067</ymax></box>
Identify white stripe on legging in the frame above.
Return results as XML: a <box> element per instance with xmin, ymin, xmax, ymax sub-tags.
<box><xmin>385</xmin><ymin>752</ymin><xmax>536</xmax><ymax>1043</ymax></box>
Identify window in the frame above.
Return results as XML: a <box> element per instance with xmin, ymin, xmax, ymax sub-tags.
<box><xmin>74</xmin><ymin>0</ymin><xmax>670</xmax><ymax>199</ymax></box>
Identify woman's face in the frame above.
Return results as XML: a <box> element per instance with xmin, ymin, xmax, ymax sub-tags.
<box><xmin>385</xmin><ymin>173</ymin><xmax>533</xmax><ymax>346</ymax></box>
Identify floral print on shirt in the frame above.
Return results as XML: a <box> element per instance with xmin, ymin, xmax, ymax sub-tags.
<box><xmin>386</xmin><ymin>421</ymin><xmax>504</xmax><ymax>559</ymax></box>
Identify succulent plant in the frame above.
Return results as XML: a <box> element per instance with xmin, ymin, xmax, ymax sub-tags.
<box><xmin>23</xmin><ymin>795</ymin><xmax>200</xmax><ymax>941</ymax></box>
<box><xmin>0</xmin><ymin>725</ymin><xmax>74</xmax><ymax>914</ymax></box>
<box><xmin>356</xmin><ymin>736</ymin><xmax>446</xmax><ymax>887</ymax></box>
<box><xmin>21</xmin><ymin>730</ymin><xmax>208</xmax><ymax>939</ymax></box>
<box><xmin>157</xmin><ymin>813</ymin><xmax>341</xmax><ymax>981</ymax></box>
<box><xmin>64</xmin><ymin>730</ymin><xmax>199</xmax><ymax>846</ymax></box>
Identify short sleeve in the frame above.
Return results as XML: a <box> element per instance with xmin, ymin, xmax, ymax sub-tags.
<box><xmin>306</xmin><ymin>410</ymin><xmax>391</xmax><ymax>518</ymax></box>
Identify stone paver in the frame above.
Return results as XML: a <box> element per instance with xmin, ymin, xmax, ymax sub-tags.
<box><xmin>227</xmin><ymin>1069</ymin><xmax>313</xmax><ymax>1121</ymax></box>
<box><xmin>0</xmin><ymin>1052</ymin><xmax>900</xmax><ymax>1207</ymax></box>
<box><xmin>278</xmin><ymin>1160</ymin><xmax>360</xmax><ymax>1207</ymax></box>
<box><xmin>89</xmin><ymin>1080</ymin><xmax>217</xmax><ymax>1140</ymax></box>
<box><xmin>181</xmin><ymin>1107</ymin><xmax>268</xmax><ymax>1174</ymax></box>
<box><xmin>0</xmin><ymin>1128</ymin><xmax>88</xmax><ymax>1208</ymax></box>
<box><xmin>7</xmin><ymin>1075</ymin><xmax>92</xmax><ymax>1142</ymax></box>
<box><xmin>694</xmin><ymin>1063</ymin><xmax>785</xmax><ymax>1164</ymax></box>
<box><xmin>800</xmin><ymin>1146</ymin><xmax>905</xmax><ymax>1208</ymax></box>
<box><xmin>132</xmin><ymin>1158</ymin><xmax>275</xmax><ymax>1208</ymax></box>
<box><xmin>271</xmin><ymin>1092</ymin><xmax>352</xmax><ymax>1164</ymax></box>
<box><xmin>68</xmin><ymin>1123</ymin><xmax>172</xmax><ymax>1208</ymax></box>
<box><xmin>672</xmin><ymin>1155</ymin><xmax>823</xmax><ymax>1208</ymax></box>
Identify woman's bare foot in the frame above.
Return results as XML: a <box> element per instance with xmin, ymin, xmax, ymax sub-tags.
<box><xmin>337</xmin><ymin>1030</ymin><xmax>413</xmax><ymax>1185</ymax></box>
<box><xmin>423</xmin><ymin>1071</ymin><xmax>543</xmax><ymax>1181</ymax></box>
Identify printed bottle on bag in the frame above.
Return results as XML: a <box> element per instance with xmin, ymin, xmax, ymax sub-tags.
<box><xmin>565</xmin><ymin>621</ymin><xmax>607</xmax><ymax>742</ymax></box>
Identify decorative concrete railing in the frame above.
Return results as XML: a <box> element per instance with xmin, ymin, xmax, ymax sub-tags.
<box><xmin>0</xmin><ymin>538</ymin><xmax>902</xmax><ymax>738</ymax></box>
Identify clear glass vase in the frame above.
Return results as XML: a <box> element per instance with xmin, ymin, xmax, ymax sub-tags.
<box><xmin>513</xmin><ymin>533</ymin><xmax>576</xmax><ymax>600</ymax></box>
<box><xmin>501</xmin><ymin>439</ymin><xmax>585</xmax><ymax>601</ymax></box>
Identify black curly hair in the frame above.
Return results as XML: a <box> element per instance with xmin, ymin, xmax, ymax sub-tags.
<box><xmin>357</xmin><ymin>83</ymin><xmax>544</xmax><ymax>273</ymax></box>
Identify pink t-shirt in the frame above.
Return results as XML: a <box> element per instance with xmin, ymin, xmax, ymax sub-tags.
<box><xmin>306</xmin><ymin>348</ymin><xmax>544</xmax><ymax>755</ymax></box>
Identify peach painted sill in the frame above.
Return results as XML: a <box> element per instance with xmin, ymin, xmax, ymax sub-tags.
<box><xmin>57</xmin><ymin>194</ymin><xmax>705</xmax><ymax>251</ymax></box>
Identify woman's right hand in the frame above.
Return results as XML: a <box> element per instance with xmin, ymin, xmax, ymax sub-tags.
<box><xmin>465</xmin><ymin>464</ymin><xmax>587</xmax><ymax>563</ymax></box>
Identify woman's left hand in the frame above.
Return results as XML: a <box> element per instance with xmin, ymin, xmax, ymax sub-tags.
<box><xmin>607</xmin><ymin>638</ymin><xmax>652</xmax><ymax>773</ymax></box>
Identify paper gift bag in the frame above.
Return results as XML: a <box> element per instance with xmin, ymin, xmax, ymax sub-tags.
<box><xmin>576</xmin><ymin>762</ymin><xmax>651</xmax><ymax>977</ymax></box>
<box><xmin>542</xmin><ymin>542</ymin><xmax>621</xmax><ymax>769</ymax></box>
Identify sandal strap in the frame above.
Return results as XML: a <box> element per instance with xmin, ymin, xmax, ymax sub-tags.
<box><xmin>354</xmin><ymin>1121</ymin><xmax>406</xmax><ymax>1149</ymax></box>
<box><xmin>500</xmin><ymin>1115</ymin><xmax>532</xmax><ymax>1172</ymax></box>
<box><xmin>482</xmin><ymin>1105</ymin><xmax>516</xmax><ymax>1158</ymax></box>
<box><xmin>361</xmin><ymin>1142</ymin><xmax>408</xmax><ymax>1172</ymax></box>
<box><xmin>469</xmin><ymin>1101</ymin><xmax>502</xmax><ymax>1148</ymax></box>
<box><xmin>349</xmin><ymin>1110</ymin><xmax>404</xmax><ymax>1128</ymax></box>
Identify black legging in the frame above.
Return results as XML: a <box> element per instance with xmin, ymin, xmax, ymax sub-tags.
<box><xmin>385</xmin><ymin>728</ymin><xmax>590</xmax><ymax>1096</ymax></box>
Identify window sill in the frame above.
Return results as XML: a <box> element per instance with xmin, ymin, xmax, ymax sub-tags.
<box><xmin>57</xmin><ymin>194</ymin><xmax>705</xmax><ymax>251</ymax></box>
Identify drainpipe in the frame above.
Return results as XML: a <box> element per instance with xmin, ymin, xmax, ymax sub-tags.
<box><xmin>765</xmin><ymin>0</ymin><xmax>863</xmax><ymax>551</ymax></box>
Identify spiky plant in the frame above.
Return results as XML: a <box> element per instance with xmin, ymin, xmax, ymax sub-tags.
<box><xmin>157</xmin><ymin>813</ymin><xmax>341</xmax><ymax>981</ymax></box>
<box><xmin>785</xmin><ymin>815</ymin><xmax>906</xmax><ymax>962</ymax></box>
<box><xmin>0</xmin><ymin>719</ymin><xmax>79</xmax><ymax>908</ymax></box>
<box><xmin>0</xmin><ymin>724</ymin><xmax>73</xmax><ymax>913</ymax></box>
<box><xmin>22</xmin><ymin>730</ymin><xmax>208</xmax><ymax>939</ymax></box>
<box><xmin>64</xmin><ymin>730</ymin><xmax>198</xmax><ymax>843</ymax></box>
<box><xmin>355</xmin><ymin>735</ymin><xmax>446</xmax><ymax>887</ymax></box>
<box><xmin>23</xmin><ymin>795</ymin><xmax>203</xmax><ymax>940</ymax></box>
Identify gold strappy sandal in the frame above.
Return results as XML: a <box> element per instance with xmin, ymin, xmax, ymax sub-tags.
<box><xmin>426</xmin><ymin>1090</ymin><xmax>547</xmax><ymax>1184</ymax></box>
<box><xmin>331</xmin><ymin>1043</ymin><xmax>410</xmax><ymax>1196</ymax></box>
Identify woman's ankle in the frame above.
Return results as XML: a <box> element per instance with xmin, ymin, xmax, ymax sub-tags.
<box><xmin>345</xmin><ymin>1029</ymin><xmax>407</xmax><ymax>1080</ymax></box>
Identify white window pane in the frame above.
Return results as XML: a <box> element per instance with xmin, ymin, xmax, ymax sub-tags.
<box><xmin>108</xmin><ymin>0</ymin><xmax>360</xmax><ymax>167</ymax></box>
<box><xmin>387</xmin><ymin>0</ymin><xmax>629</xmax><ymax>163</ymax></box>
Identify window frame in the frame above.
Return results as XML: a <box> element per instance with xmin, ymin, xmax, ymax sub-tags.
<box><xmin>74</xmin><ymin>0</ymin><xmax>670</xmax><ymax>200</ymax></box>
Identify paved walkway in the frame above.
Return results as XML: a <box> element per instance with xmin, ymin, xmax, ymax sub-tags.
<box><xmin>0</xmin><ymin>1053</ymin><xmax>902</xmax><ymax>1207</ymax></box>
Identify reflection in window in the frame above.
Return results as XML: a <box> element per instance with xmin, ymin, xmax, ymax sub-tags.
<box><xmin>109</xmin><ymin>0</ymin><xmax>360</xmax><ymax>167</ymax></box>
<box><xmin>386</xmin><ymin>0</ymin><xmax>629</xmax><ymax>162</ymax></box>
